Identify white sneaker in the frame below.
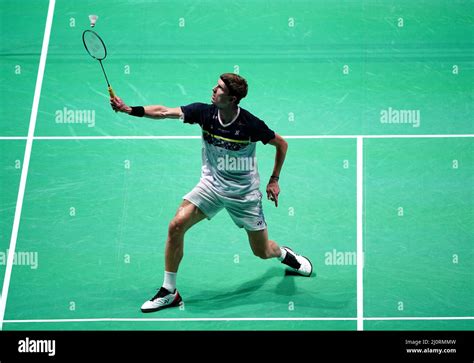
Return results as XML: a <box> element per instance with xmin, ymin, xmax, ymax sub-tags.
<box><xmin>141</xmin><ymin>287</ymin><xmax>182</xmax><ymax>313</ymax></box>
<box><xmin>281</xmin><ymin>246</ymin><xmax>313</xmax><ymax>277</ymax></box>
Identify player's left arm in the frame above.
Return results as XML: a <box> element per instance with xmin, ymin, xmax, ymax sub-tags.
<box><xmin>266</xmin><ymin>133</ymin><xmax>288</xmax><ymax>207</ymax></box>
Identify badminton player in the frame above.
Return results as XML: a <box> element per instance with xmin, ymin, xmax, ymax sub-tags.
<box><xmin>110</xmin><ymin>73</ymin><xmax>313</xmax><ymax>313</ymax></box>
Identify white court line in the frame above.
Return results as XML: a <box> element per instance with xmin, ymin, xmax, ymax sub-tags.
<box><xmin>286</xmin><ymin>134</ymin><xmax>474</xmax><ymax>139</ymax></box>
<box><xmin>34</xmin><ymin>136</ymin><xmax>202</xmax><ymax>140</ymax></box>
<box><xmin>2</xmin><ymin>316</ymin><xmax>472</xmax><ymax>324</ymax></box>
<box><xmin>357</xmin><ymin>137</ymin><xmax>364</xmax><ymax>331</ymax></box>
<box><xmin>1</xmin><ymin>134</ymin><xmax>474</xmax><ymax>141</ymax></box>
<box><xmin>0</xmin><ymin>318</ymin><xmax>354</xmax><ymax>323</ymax></box>
<box><xmin>364</xmin><ymin>317</ymin><xmax>474</xmax><ymax>321</ymax></box>
<box><xmin>0</xmin><ymin>0</ymin><xmax>56</xmax><ymax>331</ymax></box>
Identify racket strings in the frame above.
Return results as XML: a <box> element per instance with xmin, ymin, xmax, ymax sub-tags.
<box><xmin>83</xmin><ymin>31</ymin><xmax>106</xmax><ymax>60</ymax></box>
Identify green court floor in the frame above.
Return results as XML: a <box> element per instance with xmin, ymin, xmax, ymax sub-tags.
<box><xmin>0</xmin><ymin>0</ymin><xmax>472</xmax><ymax>331</ymax></box>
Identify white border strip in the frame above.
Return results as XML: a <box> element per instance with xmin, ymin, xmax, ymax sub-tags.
<box><xmin>2</xmin><ymin>316</ymin><xmax>472</xmax><ymax>324</ymax></box>
<box><xmin>0</xmin><ymin>0</ymin><xmax>56</xmax><ymax>331</ymax></box>
<box><xmin>357</xmin><ymin>137</ymin><xmax>364</xmax><ymax>331</ymax></box>
<box><xmin>1</xmin><ymin>134</ymin><xmax>474</xmax><ymax>141</ymax></box>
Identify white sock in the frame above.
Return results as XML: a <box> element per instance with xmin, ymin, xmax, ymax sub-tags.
<box><xmin>162</xmin><ymin>271</ymin><xmax>177</xmax><ymax>292</ymax></box>
<box><xmin>277</xmin><ymin>247</ymin><xmax>287</xmax><ymax>261</ymax></box>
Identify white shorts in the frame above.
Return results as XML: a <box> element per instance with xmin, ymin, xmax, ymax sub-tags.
<box><xmin>183</xmin><ymin>181</ymin><xmax>267</xmax><ymax>231</ymax></box>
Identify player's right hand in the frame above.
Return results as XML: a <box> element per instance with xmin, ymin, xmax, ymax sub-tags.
<box><xmin>110</xmin><ymin>95</ymin><xmax>128</xmax><ymax>113</ymax></box>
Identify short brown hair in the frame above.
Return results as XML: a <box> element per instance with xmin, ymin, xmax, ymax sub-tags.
<box><xmin>220</xmin><ymin>73</ymin><xmax>248</xmax><ymax>104</ymax></box>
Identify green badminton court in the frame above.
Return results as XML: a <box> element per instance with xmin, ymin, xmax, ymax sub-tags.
<box><xmin>0</xmin><ymin>0</ymin><xmax>472</xmax><ymax>331</ymax></box>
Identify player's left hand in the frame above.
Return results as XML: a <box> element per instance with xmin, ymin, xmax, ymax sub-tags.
<box><xmin>266</xmin><ymin>180</ymin><xmax>280</xmax><ymax>207</ymax></box>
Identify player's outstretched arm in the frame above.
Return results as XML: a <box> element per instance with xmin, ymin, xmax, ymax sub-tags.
<box><xmin>110</xmin><ymin>95</ymin><xmax>183</xmax><ymax>119</ymax></box>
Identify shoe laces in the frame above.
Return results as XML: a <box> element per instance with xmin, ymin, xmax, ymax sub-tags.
<box><xmin>150</xmin><ymin>287</ymin><xmax>173</xmax><ymax>302</ymax></box>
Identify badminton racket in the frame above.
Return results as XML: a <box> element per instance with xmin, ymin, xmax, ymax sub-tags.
<box><xmin>82</xmin><ymin>30</ymin><xmax>115</xmax><ymax>98</ymax></box>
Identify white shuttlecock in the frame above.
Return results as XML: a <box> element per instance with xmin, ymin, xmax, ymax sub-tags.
<box><xmin>89</xmin><ymin>14</ymin><xmax>98</xmax><ymax>28</ymax></box>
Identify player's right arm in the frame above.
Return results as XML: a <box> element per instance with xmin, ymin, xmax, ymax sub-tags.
<box><xmin>143</xmin><ymin>105</ymin><xmax>183</xmax><ymax>119</ymax></box>
<box><xmin>110</xmin><ymin>95</ymin><xmax>183</xmax><ymax>120</ymax></box>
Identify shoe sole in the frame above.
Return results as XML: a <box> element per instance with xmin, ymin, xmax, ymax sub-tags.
<box><xmin>141</xmin><ymin>294</ymin><xmax>183</xmax><ymax>313</ymax></box>
<box><xmin>283</xmin><ymin>246</ymin><xmax>313</xmax><ymax>277</ymax></box>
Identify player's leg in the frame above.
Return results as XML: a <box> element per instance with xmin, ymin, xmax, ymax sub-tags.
<box><xmin>142</xmin><ymin>183</ymin><xmax>223</xmax><ymax>313</ymax></box>
<box><xmin>141</xmin><ymin>200</ymin><xmax>206</xmax><ymax>313</ymax></box>
<box><xmin>246</xmin><ymin>228</ymin><xmax>281</xmax><ymax>259</ymax></box>
<box><xmin>165</xmin><ymin>199</ymin><xmax>207</xmax><ymax>272</ymax></box>
<box><xmin>225</xmin><ymin>190</ymin><xmax>313</xmax><ymax>276</ymax></box>
<box><xmin>246</xmin><ymin>228</ymin><xmax>313</xmax><ymax>277</ymax></box>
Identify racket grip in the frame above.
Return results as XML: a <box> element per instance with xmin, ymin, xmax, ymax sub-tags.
<box><xmin>108</xmin><ymin>86</ymin><xmax>115</xmax><ymax>98</ymax></box>
<box><xmin>108</xmin><ymin>87</ymin><xmax>118</xmax><ymax>113</ymax></box>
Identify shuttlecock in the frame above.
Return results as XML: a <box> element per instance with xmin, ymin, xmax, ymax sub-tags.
<box><xmin>89</xmin><ymin>14</ymin><xmax>98</xmax><ymax>28</ymax></box>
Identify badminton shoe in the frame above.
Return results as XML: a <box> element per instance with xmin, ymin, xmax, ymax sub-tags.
<box><xmin>281</xmin><ymin>246</ymin><xmax>313</xmax><ymax>277</ymax></box>
<box><xmin>141</xmin><ymin>287</ymin><xmax>182</xmax><ymax>313</ymax></box>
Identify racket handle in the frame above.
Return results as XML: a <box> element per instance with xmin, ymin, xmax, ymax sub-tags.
<box><xmin>108</xmin><ymin>87</ymin><xmax>118</xmax><ymax>113</ymax></box>
<box><xmin>108</xmin><ymin>86</ymin><xmax>115</xmax><ymax>98</ymax></box>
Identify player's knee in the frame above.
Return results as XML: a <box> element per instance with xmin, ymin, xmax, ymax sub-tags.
<box><xmin>168</xmin><ymin>218</ymin><xmax>185</xmax><ymax>238</ymax></box>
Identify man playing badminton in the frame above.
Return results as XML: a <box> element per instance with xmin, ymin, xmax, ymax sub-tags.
<box><xmin>110</xmin><ymin>73</ymin><xmax>313</xmax><ymax>313</ymax></box>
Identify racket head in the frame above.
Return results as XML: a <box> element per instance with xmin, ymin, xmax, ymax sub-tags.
<box><xmin>82</xmin><ymin>30</ymin><xmax>107</xmax><ymax>60</ymax></box>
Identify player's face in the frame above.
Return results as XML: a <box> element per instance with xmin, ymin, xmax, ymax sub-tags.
<box><xmin>211</xmin><ymin>79</ymin><xmax>235</xmax><ymax>108</ymax></box>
